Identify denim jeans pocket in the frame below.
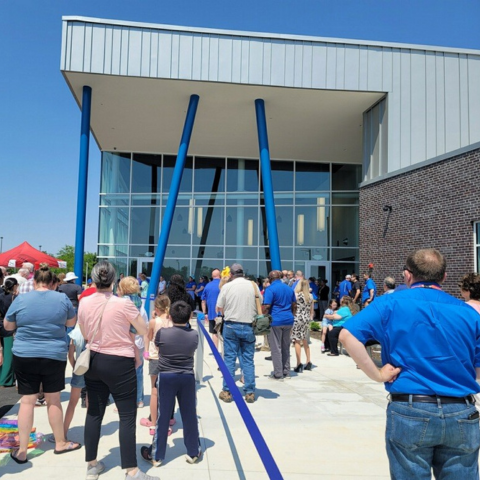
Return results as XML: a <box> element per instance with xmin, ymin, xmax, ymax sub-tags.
<box><xmin>457</xmin><ymin>417</ymin><xmax>480</xmax><ymax>453</ymax></box>
<box><xmin>389</xmin><ymin>411</ymin><xmax>430</xmax><ymax>450</ymax></box>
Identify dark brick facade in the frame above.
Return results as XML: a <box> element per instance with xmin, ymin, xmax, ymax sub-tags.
<box><xmin>359</xmin><ymin>147</ymin><xmax>480</xmax><ymax>297</ymax></box>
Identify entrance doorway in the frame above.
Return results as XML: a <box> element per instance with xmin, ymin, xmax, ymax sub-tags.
<box><xmin>304</xmin><ymin>261</ymin><xmax>330</xmax><ymax>285</ymax></box>
<box><xmin>137</xmin><ymin>258</ymin><xmax>154</xmax><ymax>277</ymax></box>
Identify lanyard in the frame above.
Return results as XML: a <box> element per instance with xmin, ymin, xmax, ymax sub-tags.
<box><xmin>410</xmin><ymin>282</ymin><xmax>442</xmax><ymax>291</ymax></box>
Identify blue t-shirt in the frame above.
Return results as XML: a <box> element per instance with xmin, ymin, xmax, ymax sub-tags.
<box><xmin>263</xmin><ymin>280</ymin><xmax>296</xmax><ymax>326</ymax></box>
<box><xmin>6</xmin><ymin>290</ymin><xmax>76</xmax><ymax>361</ymax></box>
<box><xmin>343</xmin><ymin>283</ymin><xmax>480</xmax><ymax>396</ymax></box>
<box><xmin>201</xmin><ymin>279</ymin><xmax>221</xmax><ymax>318</ymax></box>
<box><xmin>339</xmin><ymin>280</ymin><xmax>352</xmax><ymax>299</ymax></box>
<box><xmin>362</xmin><ymin>278</ymin><xmax>377</xmax><ymax>303</ymax></box>
<box><xmin>333</xmin><ymin>306</ymin><xmax>352</xmax><ymax>326</ymax></box>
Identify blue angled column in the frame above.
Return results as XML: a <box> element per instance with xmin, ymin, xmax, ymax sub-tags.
<box><xmin>145</xmin><ymin>94</ymin><xmax>200</xmax><ymax>316</ymax></box>
<box><xmin>255</xmin><ymin>99</ymin><xmax>282</xmax><ymax>271</ymax></box>
<box><xmin>74</xmin><ymin>86</ymin><xmax>92</xmax><ymax>286</ymax></box>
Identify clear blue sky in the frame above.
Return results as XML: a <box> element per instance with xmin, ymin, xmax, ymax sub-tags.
<box><xmin>2</xmin><ymin>0</ymin><xmax>479</xmax><ymax>256</ymax></box>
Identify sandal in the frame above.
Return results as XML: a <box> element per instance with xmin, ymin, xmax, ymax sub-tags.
<box><xmin>140</xmin><ymin>446</ymin><xmax>162</xmax><ymax>467</ymax></box>
<box><xmin>10</xmin><ymin>450</ymin><xmax>28</xmax><ymax>464</ymax></box>
<box><xmin>140</xmin><ymin>418</ymin><xmax>153</xmax><ymax>427</ymax></box>
<box><xmin>54</xmin><ymin>441</ymin><xmax>82</xmax><ymax>455</ymax></box>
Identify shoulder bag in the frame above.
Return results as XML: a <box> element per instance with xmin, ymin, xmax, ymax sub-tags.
<box><xmin>251</xmin><ymin>281</ymin><xmax>272</xmax><ymax>336</ymax></box>
<box><xmin>73</xmin><ymin>297</ymin><xmax>111</xmax><ymax>375</ymax></box>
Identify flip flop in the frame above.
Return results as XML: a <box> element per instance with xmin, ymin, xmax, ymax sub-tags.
<box><xmin>10</xmin><ymin>450</ymin><xmax>28</xmax><ymax>464</ymax></box>
<box><xmin>54</xmin><ymin>441</ymin><xmax>82</xmax><ymax>455</ymax></box>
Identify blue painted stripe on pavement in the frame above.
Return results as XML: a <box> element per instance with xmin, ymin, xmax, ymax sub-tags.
<box><xmin>197</xmin><ymin>320</ymin><xmax>284</xmax><ymax>480</ymax></box>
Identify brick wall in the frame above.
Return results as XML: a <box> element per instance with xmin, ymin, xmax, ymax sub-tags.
<box><xmin>359</xmin><ymin>147</ymin><xmax>480</xmax><ymax>297</ymax></box>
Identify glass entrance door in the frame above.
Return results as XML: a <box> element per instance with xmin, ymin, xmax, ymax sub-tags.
<box><xmin>304</xmin><ymin>261</ymin><xmax>330</xmax><ymax>285</ymax></box>
<box><xmin>137</xmin><ymin>258</ymin><xmax>154</xmax><ymax>277</ymax></box>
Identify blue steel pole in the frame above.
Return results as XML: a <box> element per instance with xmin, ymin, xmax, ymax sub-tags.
<box><xmin>255</xmin><ymin>99</ymin><xmax>282</xmax><ymax>271</ymax></box>
<box><xmin>145</xmin><ymin>94</ymin><xmax>200</xmax><ymax>316</ymax></box>
<box><xmin>74</xmin><ymin>86</ymin><xmax>92</xmax><ymax>286</ymax></box>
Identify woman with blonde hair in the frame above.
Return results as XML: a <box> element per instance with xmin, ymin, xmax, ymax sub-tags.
<box><xmin>291</xmin><ymin>279</ymin><xmax>314</xmax><ymax>372</ymax></box>
<box><xmin>324</xmin><ymin>295</ymin><xmax>357</xmax><ymax>357</ymax></box>
<box><xmin>140</xmin><ymin>294</ymin><xmax>173</xmax><ymax>435</ymax></box>
<box><xmin>117</xmin><ymin>276</ymin><xmax>149</xmax><ymax>408</ymax></box>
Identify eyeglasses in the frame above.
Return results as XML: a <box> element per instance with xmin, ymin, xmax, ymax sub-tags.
<box><xmin>403</xmin><ymin>265</ymin><xmax>413</xmax><ymax>274</ymax></box>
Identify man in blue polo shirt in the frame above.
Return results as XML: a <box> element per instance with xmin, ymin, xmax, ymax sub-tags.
<box><xmin>361</xmin><ymin>272</ymin><xmax>377</xmax><ymax>306</ymax></box>
<box><xmin>263</xmin><ymin>270</ymin><xmax>297</xmax><ymax>380</ymax></box>
<box><xmin>340</xmin><ymin>248</ymin><xmax>480</xmax><ymax>479</ymax></box>
<box><xmin>338</xmin><ymin>274</ymin><xmax>352</xmax><ymax>300</ymax></box>
<box><xmin>201</xmin><ymin>268</ymin><xmax>221</xmax><ymax>348</ymax></box>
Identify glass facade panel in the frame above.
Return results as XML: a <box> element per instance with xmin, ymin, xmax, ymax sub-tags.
<box><xmin>294</xmin><ymin>206</ymin><xmax>330</xmax><ymax>247</ymax></box>
<box><xmin>332</xmin><ymin>164</ymin><xmax>362</xmax><ymax>190</ymax></box>
<box><xmin>227</xmin><ymin>159</ymin><xmax>259</xmax><ymax>192</ymax></box>
<box><xmin>295</xmin><ymin>162</ymin><xmax>330</xmax><ymax>191</ymax></box>
<box><xmin>99</xmin><ymin>152</ymin><xmax>361</xmax><ymax>279</ymax></box>
<box><xmin>194</xmin><ymin>157</ymin><xmax>226</xmax><ymax>193</ymax></box>
<box><xmin>332</xmin><ymin>192</ymin><xmax>359</xmax><ymax>205</ymax></box>
<box><xmin>129</xmin><ymin>207</ymin><xmax>162</xmax><ymax>245</ymax></box>
<box><xmin>131</xmin><ymin>194</ymin><xmax>161</xmax><ymax>206</ymax></box>
<box><xmin>192</xmin><ymin>205</ymin><xmax>224</xmax><ymax>246</ymax></box>
<box><xmin>100</xmin><ymin>194</ymin><xmax>129</xmax><ymax>206</ymax></box>
<box><xmin>168</xmin><ymin>207</ymin><xmax>191</xmax><ymax>245</ymax></box>
<box><xmin>332</xmin><ymin>262</ymin><xmax>358</xmax><ymax>286</ymax></box>
<box><xmin>271</xmin><ymin>161</ymin><xmax>294</xmax><ymax>191</ymax></box>
<box><xmin>162</xmin><ymin>155</ymin><xmax>193</xmax><ymax>193</ymax></box>
<box><xmin>132</xmin><ymin>154</ymin><xmax>161</xmax><ymax>193</ymax></box>
<box><xmin>332</xmin><ymin>248</ymin><xmax>359</xmax><ymax>262</ymax></box>
<box><xmin>99</xmin><ymin>207</ymin><xmax>129</xmax><ymax>245</ymax></box>
<box><xmin>225</xmin><ymin>207</ymin><xmax>259</xmax><ymax>247</ymax></box>
<box><xmin>101</xmin><ymin>152</ymin><xmax>131</xmax><ymax>193</ymax></box>
<box><xmin>332</xmin><ymin>206</ymin><xmax>359</xmax><ymax>248</ymax></box>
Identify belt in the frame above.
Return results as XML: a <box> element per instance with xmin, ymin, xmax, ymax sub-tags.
<box><xmin>390</xmin><ymin>394</ymin><xmax>476</xmax><ymax>405</ymax></box>
<box><xmin>224</xmin><ymin>321</ymin><xmax>252</xmax><ymax>326</ymax></box>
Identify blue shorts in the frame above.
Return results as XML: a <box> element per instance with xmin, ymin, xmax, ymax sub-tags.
<box><xmin>322</xmin><ymin>318</ymin><xmax>333</xmax><ymax>328</ymax></box>
<box><xmin>71</xmin><ymin>372</ymin><xmax>85</xmax><ymax>389</ymax></box>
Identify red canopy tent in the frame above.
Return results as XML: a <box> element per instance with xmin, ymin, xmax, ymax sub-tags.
<box><xmin>0</xmin><ymin>241</ymin><xmax>67</xmax><ymax>269</ymax></box>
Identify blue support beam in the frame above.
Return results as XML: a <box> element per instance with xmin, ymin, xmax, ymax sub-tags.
<box><xmin>255</xmin><ymin>99</ymin><xmax>282</xmax><ymax>271</ymax></box>
<box><xmin>145</xmin><ymin>94</ymin><xmax>200</xmax><ymax>316</ymax></box>
<box><xmin>74</xmin><ymin>86</ymin><xmax>92</xmax><ymax>286</ymax></box>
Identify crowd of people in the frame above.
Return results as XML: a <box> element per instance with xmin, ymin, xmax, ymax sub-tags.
<box><xmin>2</xmin><ymin>250</ymin><xmax>480</xmax><ymax>478</ymax></box>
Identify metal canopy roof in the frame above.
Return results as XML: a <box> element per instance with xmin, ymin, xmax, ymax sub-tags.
<box><xmin>63</xmin><ymin>72</ymin><xmax>383</xmax><ymax>163</ymax></box>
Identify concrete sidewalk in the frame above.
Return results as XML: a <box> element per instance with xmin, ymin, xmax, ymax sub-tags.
<box><xmin>1</xmin><ymin>328</ymin><xmax>391</xmax><ymax>479</ymax></box>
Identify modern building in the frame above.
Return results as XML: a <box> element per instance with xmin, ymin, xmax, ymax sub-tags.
<box><xmin>61</xmin><ymin>16</ymin><xmax>480</xmax><ymax>294</ymax></box>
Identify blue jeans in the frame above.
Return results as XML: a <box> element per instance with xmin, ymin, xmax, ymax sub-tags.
<box><xmin>386</xmin><ymin>400</ymin><xmax>480</xmax><ymax>480</ymax></box>
<box><xmin>136</xmin><ymin>356</ymin><xmax>144</xmax><ymax>404</ymax></box>
<box><xmin>222</xmin><ymin>322</ymin><xmax>255</xmax><ymax>394</ymax></box>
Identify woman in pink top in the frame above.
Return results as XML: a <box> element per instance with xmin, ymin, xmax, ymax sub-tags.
<box><xmin>459</xmin><ymin>273</ymin><xmax>480</xmax><ymax>315</ymax></box>
<box><xmin>78</xmin><ymin>261</ymin><xmax>157</xmax><ymax>480</ymax></box>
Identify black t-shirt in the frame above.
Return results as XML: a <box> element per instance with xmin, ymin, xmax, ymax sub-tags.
<box><xmin>350</xmin><ymin>281</ymin><xmax>361</xmax><ymax>301</ymax></box>
<box><xmin>58</xmin><ymin>282</ymin><xmax>82</xmax><ymax>308</ymax></box>
<box><xmin>319</xmin><ymin>285</ymin><xmax>330</xmax><ymax>301</ymax></box>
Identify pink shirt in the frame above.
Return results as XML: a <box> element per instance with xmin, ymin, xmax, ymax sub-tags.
<box><xmin>78</xmin><ymin>292</ymin><xmax>140</xmax><ymax>358</ymax></box>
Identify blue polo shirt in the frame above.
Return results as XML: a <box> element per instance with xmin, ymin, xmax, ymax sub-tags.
<box><xmin>339</xmin><ymin>280</ymin><xmax>351</xmax><ymax>299</ymax></box>
<box><xmin>362</xmin><ymin>278</ymin><xmax>377</xmax><ymax>303</ymax></box>
<box><xmin>263</xmin><ymin>279</ymin><xmax>296</xmax><ymax>326</ymax></box>
<box><xmin>344</xmin><ymin>283</ymin><xmax>480</xmax><ymax>396</ymax></box>
<box><xmin>201</xmin><ymin>279</ymin><xmax>221</xmax><ymax>318</ymax></box>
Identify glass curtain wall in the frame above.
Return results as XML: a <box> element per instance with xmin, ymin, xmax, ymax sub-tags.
<box><xmin>98</xmin><ymin>152</ymin><xmax>360</xmax><ymax>280</ymax></box>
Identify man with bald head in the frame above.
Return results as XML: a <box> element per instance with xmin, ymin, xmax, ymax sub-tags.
<box><xmin>201</xmin><ymin>268</ymin><xmax>221</xmax><ymax>348</ymax></box>
<box><xmin>263</xmin><ymin>270</ymin><xmax>297</xmax><ymax>380</ymax></box>
<box><xmin>340</xmin><ymin>249</ymin><xmax>480</xmax><ymax>479</ymax></box>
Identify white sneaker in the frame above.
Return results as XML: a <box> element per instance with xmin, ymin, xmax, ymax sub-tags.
<box><xmin>125</xmin><ymin>469</ymin><xmax>160</xmax><ymax>480</ymax></box>
<box><xmin>185</xmin><ymin>450</ymin><xmax>202</xmax><ymax>464</ymax></box>
<box><xmin>86</xmin><ymin>461</ymin><xmax>106</xmax><ymax>480</ymax></box>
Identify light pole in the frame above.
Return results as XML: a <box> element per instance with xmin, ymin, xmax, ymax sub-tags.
<box><xmin>39</xmin><ymin>245</ymin><xmax>42</xmax><ymax>252</ymax></box>
<box><xmin>0</xmin><ymin>237</ymin><xmax>3</xmax><ymax>253</ymax></box>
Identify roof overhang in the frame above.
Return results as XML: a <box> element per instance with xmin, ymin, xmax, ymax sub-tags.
<box><xmin>63</xmin><ymin>71</ymin><xmax>384</xmax><ymax>163</ymax></box>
